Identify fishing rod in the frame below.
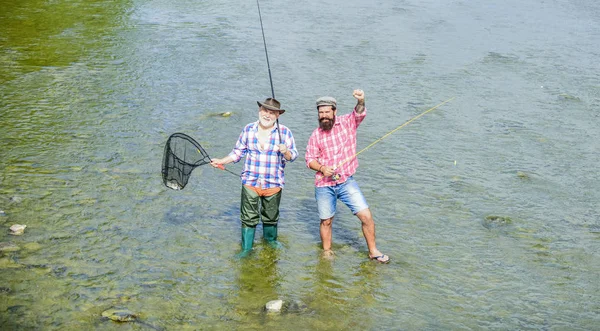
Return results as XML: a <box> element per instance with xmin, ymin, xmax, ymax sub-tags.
<box><xmin>256</xmin><ymin>0</ymin><xmax>283</xmax><ymax>144</ymax></box>
<box><xmin>332</xmin><ymin>97</ymin><xmax>455</xmax><ymax>177</ymax></box>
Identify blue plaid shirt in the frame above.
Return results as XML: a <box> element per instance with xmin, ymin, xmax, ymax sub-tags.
<box><xmin>228</xmin><ymin>121</ymin><xmax>297</xmax><ymax>189</ymax></box>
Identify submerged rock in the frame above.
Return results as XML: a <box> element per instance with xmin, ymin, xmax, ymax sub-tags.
<box><xmin>23</xmin><ymin>242</ymin><xmax>42</xmax><ymax>251</ymax></box>
<box><xmin>10</xmin><ymin>197</ymin><xmax>23</xmax><ymax>204</ymax></box>
<box><xmin>265</xmin><ymin>299</ymin><xmax>283</xmax><ymax>313</ymax></box>
<box><xmin>264</xmin><ymin>299</ymin><xmax>309</xmax><ymax>314</ymax></box>
<box><xmin>102</xmin><ymin>308</ymin><xmax>138</xmax><ymax>322</ymax></box>
<box><xmin>0</xmin><ymin>242</ymin><xmax>20</xmax><ymax>253</ymax></box>
<box><xmin>9</xmin><ymin>224</ymin><xmax>26</xmax><ymax>235</ymax></box>
<box><xmin>0</xmin><ymin>256</ymin><xmax>21</xmax><ymax>269</ymax></box>
<box><xmin>483</xmin><ymin>215</ymin><xmax>513</xmax><ymax>229</ymax></box>
<box><xmin>283</xmin><ymin>299</ymin><xmax>309</xmax><ymax>314</ymax></box>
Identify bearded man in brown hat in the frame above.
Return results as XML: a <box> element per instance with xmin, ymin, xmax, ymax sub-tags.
<box><xmin>211</xmin><ymin>98</ymin><xmax>298</xmax><ymax>257</ymax></box>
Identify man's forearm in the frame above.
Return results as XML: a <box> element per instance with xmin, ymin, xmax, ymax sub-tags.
<box><xmin>355</xmin><ymin>100</ymin><xmax>365</xmax><ymax>114</ymax></box>
<box><xmin>309</xmin><ymin>160</ymin><xmax>323</xmax><ymax>172</ymax></box>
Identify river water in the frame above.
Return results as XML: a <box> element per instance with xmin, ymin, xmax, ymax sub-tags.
<box><xmin>1</xmin><ymin>0</ymin><xmax>599</xmax><ymax>329</ymax></box>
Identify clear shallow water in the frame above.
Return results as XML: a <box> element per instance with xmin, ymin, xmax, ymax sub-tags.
<box><xmin>1</xmin><ymin>0</ymin><xmax>598</xmax><ymax>329</ymax></box>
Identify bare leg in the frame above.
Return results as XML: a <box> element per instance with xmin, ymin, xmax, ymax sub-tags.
<box><xmin>320</xmin><ymin>217</ymin><xmax>334</xmax><ymax>252</ymax></box>
<box><xmin>355</xmin><ymin>208</ymin><xmax>385</xmax><ymax>258</ymax></box>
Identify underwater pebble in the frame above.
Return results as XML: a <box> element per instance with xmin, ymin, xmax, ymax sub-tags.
<box><xmin>102</xmin><ymin>308</ymin><xmax>138</xmax><ymax>322</ymax></box>
<box><xmin>9</xmin><ymin>224</ymin><xmax>26</xmax><ymax>235</ymax></box>
<box><xmin>10</xmin><ymin>197</ymin><xmax>23</xmax><ymax>204</ymax></box>
<box><xmin>482</xmin><ymin>215</ymin><xmax>512</xmax><ymax>230</ymax></box>
<box><xmin>265</xmin><ymin>299</ymin><xmax>283</xmax><ymax>313</ymax></box>
<box><xmin>0</xmin><ymin>242</ymin><xmax>20</xmax><ymax>252</ymax></box>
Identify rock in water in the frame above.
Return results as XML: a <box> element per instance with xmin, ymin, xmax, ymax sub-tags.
<box><xmin>10</xmin><ymin>197</ymin><xmax>23</xmax><ymax>204</ymax></box>
<box><xmin>9</xmin><ymin>224</ymin><xmax>26</xmax><ymax>235</ymax></box>
<box><xmin>265</xmin><ymin>299</ymin><xmax>283</xmax><ymax>313</ymax></box>
<box><xmin>0</xmin><ymin>242</ymin><xmax>20</xmax><ymax>252</ymax></box>
<box><xmin>283</xmin><ymin>299</ymin><xmax>309</xmax><ymax>314</ymax></box>
<box><xmin>483</xmin><ymin>215</ymin><xmax>512</xmax><ymax>230</ymax></box>
<box><xmin>102</xmin><ymin>308</ymin><xmax>138</xmax><ymax>322</ymax></box>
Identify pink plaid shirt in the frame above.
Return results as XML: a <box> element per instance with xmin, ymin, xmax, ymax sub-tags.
<box><xmin>305</xmin><ymin>108</ymin><xmax>366</xmax><ymax>187</ymax></box>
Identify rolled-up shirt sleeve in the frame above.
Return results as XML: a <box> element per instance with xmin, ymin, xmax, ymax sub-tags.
<box><xmin>305</xmin><ymin>130</ymin><xmax>320</xmax><ymax>168</ymax></box>
<box><xmin>283</xmin><ymin>126</ymin><xmax>298</xmax><ymax>163</ymax></box>
<box><xmin>227</xmin><ymin>130</ymin><xmax>248</xmax><ymax>163</ymax></box>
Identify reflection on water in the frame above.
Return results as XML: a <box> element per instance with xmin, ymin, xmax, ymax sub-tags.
<box><xmin>1</xmin><ymin>0</ymin><xmax>599</xmax><ymax>329</ymax></box>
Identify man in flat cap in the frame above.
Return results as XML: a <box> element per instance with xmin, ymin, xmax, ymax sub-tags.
<box><xmin>305</xmin><ymin>89</ymin><xmax>390</xmax><ymax>263</ymax></box>
<box><xmin>212</xmin><ymin>98</ymin><xmax>298</xmax><ymax>257</ymax></box>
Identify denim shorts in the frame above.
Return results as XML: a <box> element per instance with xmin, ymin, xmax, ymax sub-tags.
<box><xmin>315</xmin><ymin>176</ymin><xmax>369</xmax><ymax>220</ymax></box>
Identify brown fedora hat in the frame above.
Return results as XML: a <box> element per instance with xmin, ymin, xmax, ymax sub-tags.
<box><xmin>257</xmin><ymin>98</ymin><xmax>285</xmax><ymax>114</ymax></box>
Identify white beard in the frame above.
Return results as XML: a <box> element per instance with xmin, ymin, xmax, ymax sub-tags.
<box><xmin>259</xmin><ymin>116</ymin><xmax>275</xmax><ymax>128</ymax></box>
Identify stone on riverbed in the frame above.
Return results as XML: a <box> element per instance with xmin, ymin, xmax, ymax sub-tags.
<box><xmin>265</xmin><ymin>299</ymin><xmax>283</xmax><ymax>313</ymax></box>
<box><xmin>9</xmin><ymin>224</ymin><xmax>26</xmax><ymax>235</ymax></box>
<box><xmin>10</xmin><ymin>197</ymin><xmax>23</xmax><ymax>203</ymax></box>
<box><xmin>101</xmin><ymin>308</ymin><xmax>138</xmax><ymax>322</ymax></box>
<box><xmin>483</xmin><ymin>215</ymin><xmax>512</xmax><ymax>230</ymax></box>
<box><xmin>265</xmin><ymin>299</ymin><xmax>309</xmax><ymax>314</ymax></box>
<box><xmin>23</xmin><ymin>242</ymin><xmax>42</xmax><ymax>251</ymax></box>
<box><xmin>0</xmin><ymin>242</ymin><xmax>20</xmax><ymax>253</ymax></box>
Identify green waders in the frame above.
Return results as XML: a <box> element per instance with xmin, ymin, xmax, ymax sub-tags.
<box><xmin>240</xmin><ymin>185</ymin><xmax>282</xmax><ymax>255</ymax></box>
<box><xmin>238</xmin><ymin>226</ymin><xmax>256</xmax><ymax>258</ymax></box>
<box><xmin>262</xmin><ymin>224</ymin><xmax>281</xmax><ymax>249</ymax></box>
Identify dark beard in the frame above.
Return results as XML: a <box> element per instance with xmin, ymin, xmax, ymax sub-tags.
<box><xmin>319</xmin><ymin>116</ymin><xmax>335</xmax><ymax>131</ymax></box>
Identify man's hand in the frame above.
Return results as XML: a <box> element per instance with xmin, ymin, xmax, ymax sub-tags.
<box><xmin>278</xmin><ymin>144</ymin><xmax>292</xmax><ymax>160</ymax></box>
<box><xmin>320</xmin><ymin>165</ymin><xmax>335</xmax><ymax>177</ymax></box>
<box><xmin>210</xmin><ymin>158</ymin><xmax>225</xmax><ymax>168</ymax></box>
<box><xmin>353</xmin><ymin>89</ymin><xmax>365</xmax><ymax>104</ymax></box>
<box><xmin>278</xmin><ymin>144</ymin><xmax>288</xmax><ymax>154</ymax></box>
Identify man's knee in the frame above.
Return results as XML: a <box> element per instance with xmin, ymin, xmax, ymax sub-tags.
<box><xmin>320</xmin><ymin>218</ymin><xmax>333</xmax><ymax>227</ymax></box>
<box><xmin>355</xmin><ymin>208</ymin><xmax>373</xmax><ymax>223</ymax></box>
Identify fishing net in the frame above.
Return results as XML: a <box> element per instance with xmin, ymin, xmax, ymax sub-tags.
<box><xmin>162</xmin><ymin>133</ymin><xmax>212</xmax><ymax>190</ymax></box>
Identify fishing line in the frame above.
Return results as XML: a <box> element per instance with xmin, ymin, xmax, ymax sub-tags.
<box><xmin>333</xmin><ymin>97</ymin><xmax>455</xmax><ymax>176</ymax></box>
<box><xmin>256</xmin><ymin>0</ymin><xmax>283</xmax><ymax>144</ymax></box>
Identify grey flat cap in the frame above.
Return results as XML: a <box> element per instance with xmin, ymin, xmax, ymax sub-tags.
<box><xmin>316</xmin><ymin>96</ymin><xmax>337</xmax><ymax>109</ymax></box>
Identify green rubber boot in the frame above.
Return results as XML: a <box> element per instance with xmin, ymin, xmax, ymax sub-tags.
<box><xmin>263</xmin><ymin>224</ymin><xmax>281</xmax><ymax>249</ymax></box>
<box><xmin>238</xmin><ymin>226</ymin><xmax>256</xmax><ymax>258</ymax></box>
